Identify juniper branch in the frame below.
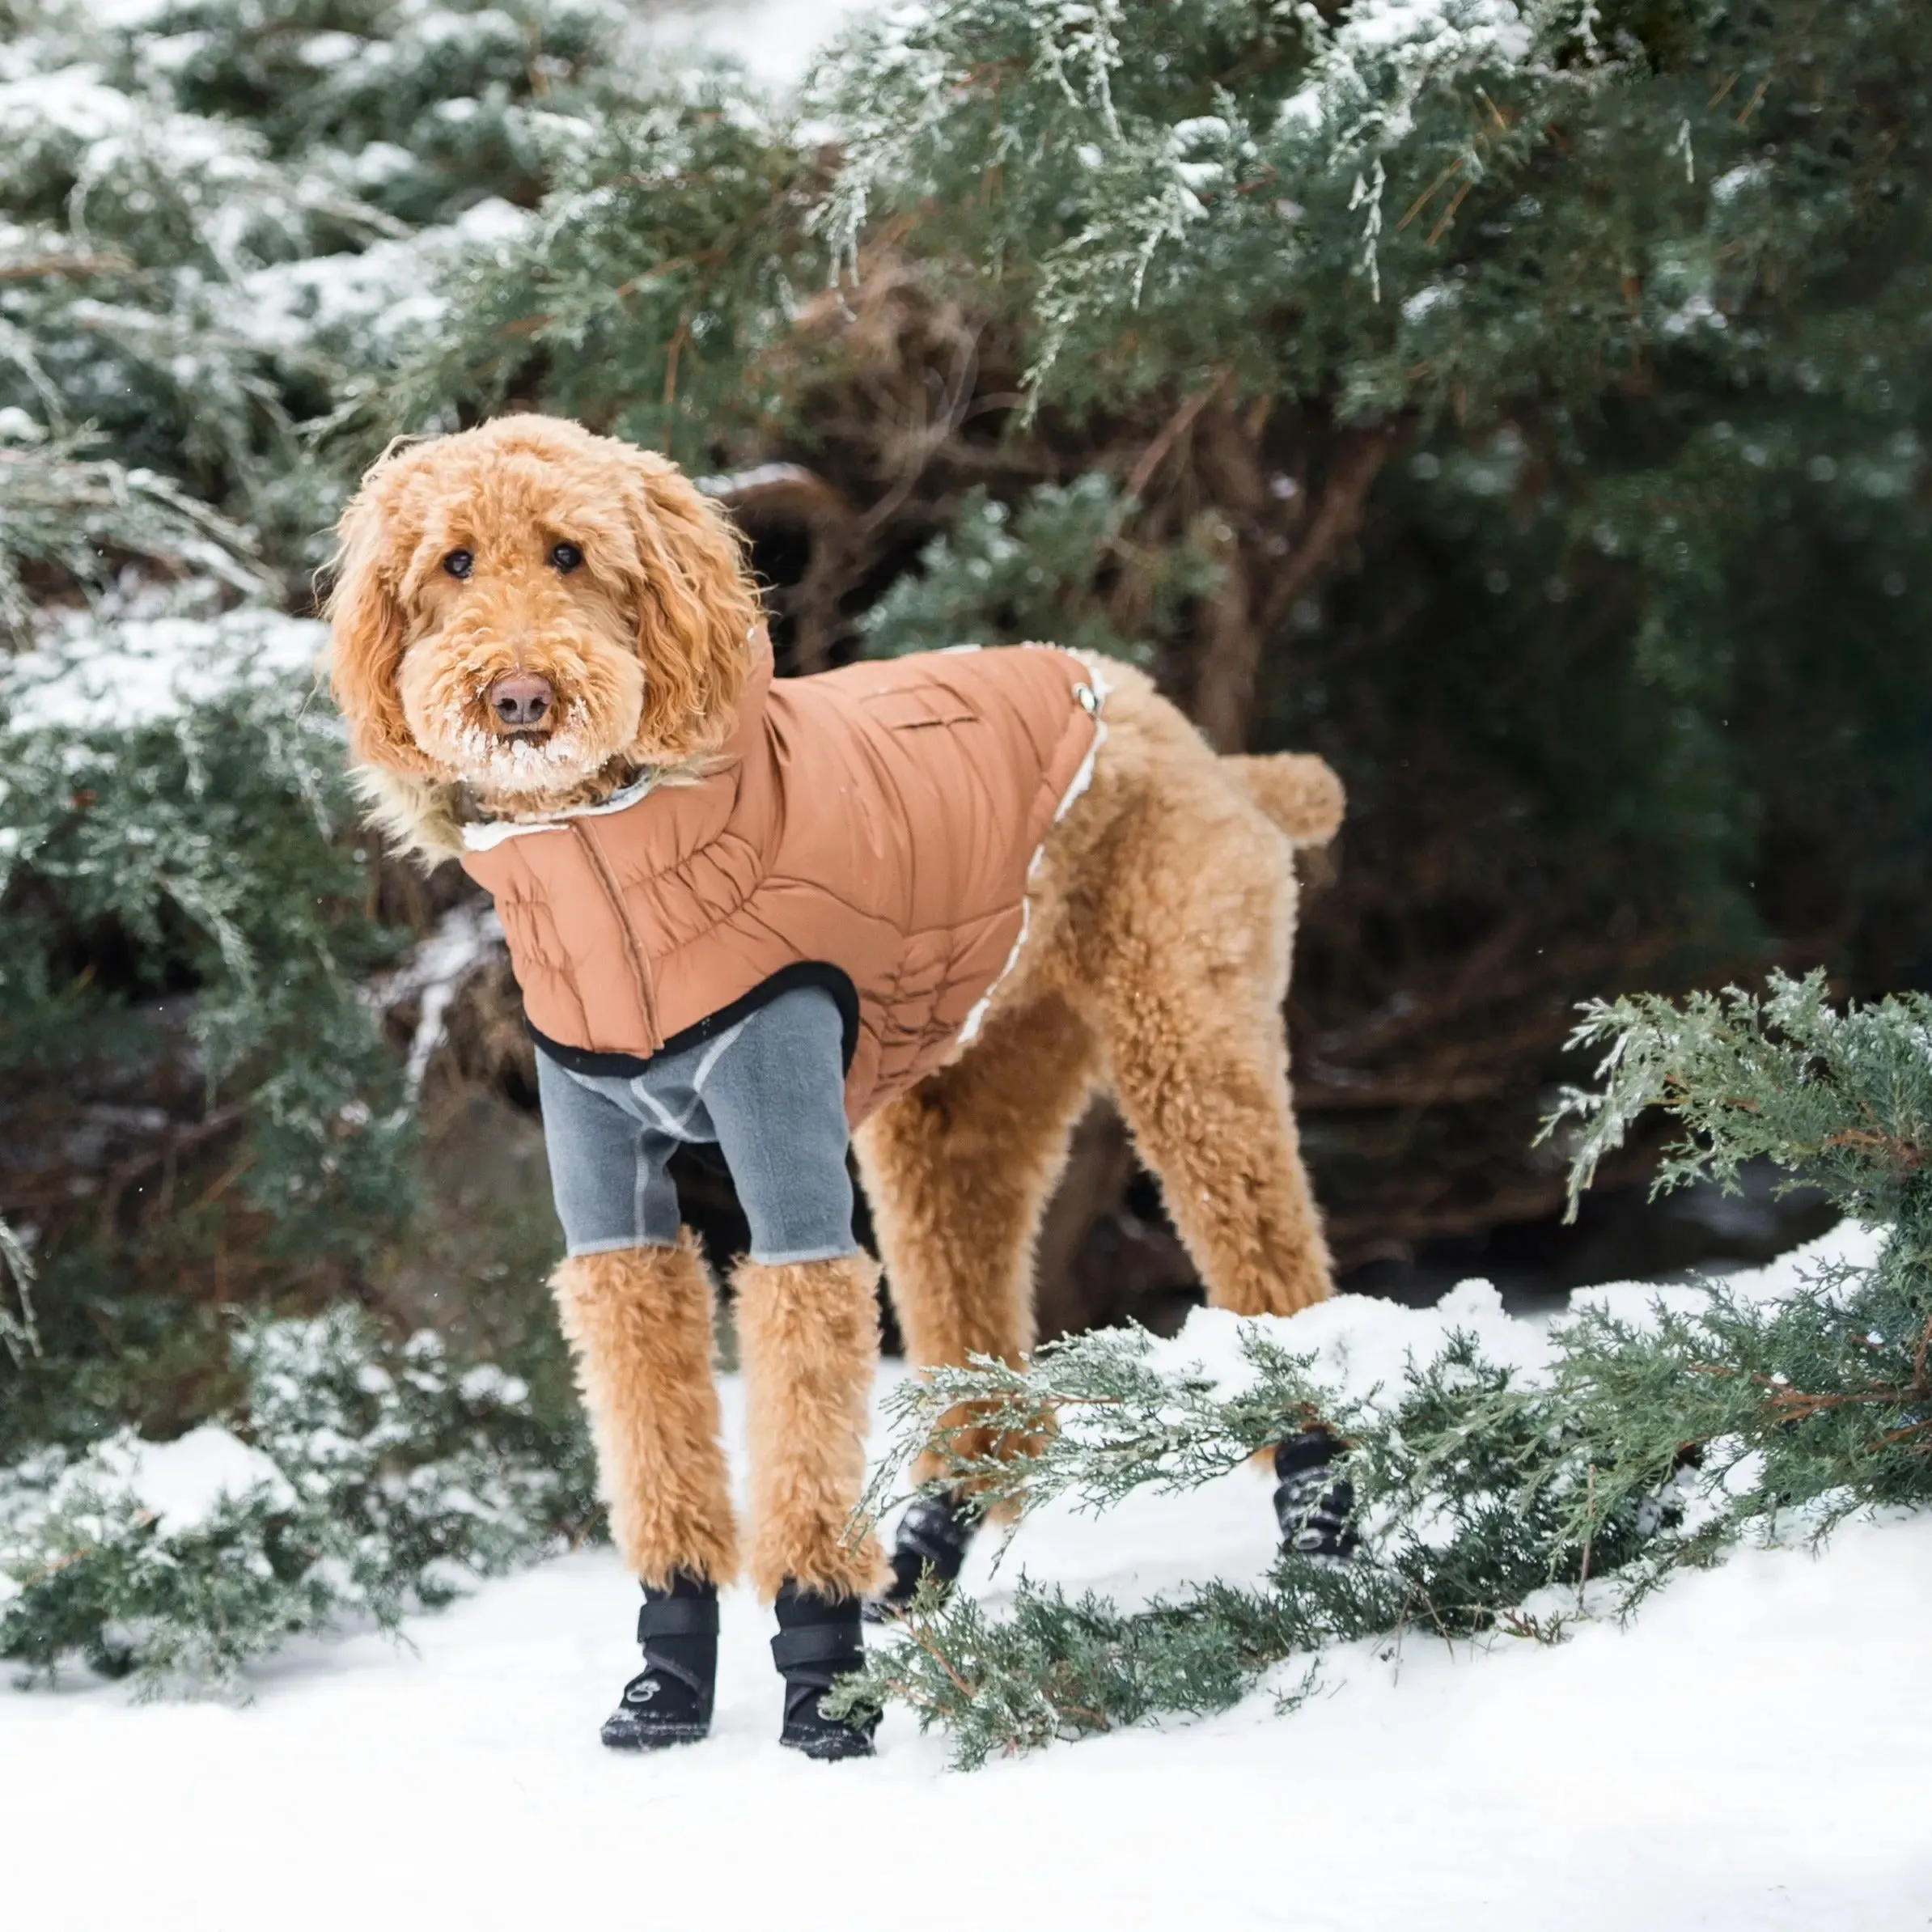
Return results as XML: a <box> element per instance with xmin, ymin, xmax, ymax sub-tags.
<box><xmin>849</xmin><ymin>976</ymin><xmax>1932</xmax><ymax>1765</ymax></box>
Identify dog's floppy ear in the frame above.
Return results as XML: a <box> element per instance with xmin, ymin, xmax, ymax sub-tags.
<box><xmin>325</xmin><ymin>455</ymin><xmax>436</xmax><ymax>777</ymax></box>
<box><xmin>616</xmin><ymin>449</ymin><xmax>759</xmax><ymax>761</ymax></box>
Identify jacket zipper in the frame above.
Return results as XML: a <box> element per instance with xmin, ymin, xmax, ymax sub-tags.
<box><xmin>570</xmin><ymin>820</ymin><xmax>660</xmax><ymax>1050</ymax></box>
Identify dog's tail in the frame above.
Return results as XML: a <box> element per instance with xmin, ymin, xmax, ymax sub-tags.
<box><xmin>1220</xmin><ymin>752</ymin><xmax>1345</xmax><ymax>847</ymax></box>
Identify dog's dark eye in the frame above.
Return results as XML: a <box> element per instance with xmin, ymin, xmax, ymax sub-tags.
<box><xmin>443</xmin><ymin>549</ymin><xmax>473</xmax><ymax>580</ymax></box>
<box><xmin>549</xmin><ymin>541</ymin><xmax>583</xmax><ymax>574</ymax></box>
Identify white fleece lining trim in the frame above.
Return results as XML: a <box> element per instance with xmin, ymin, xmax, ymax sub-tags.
<box><xmin>955</xmin><ymin>652</ymin><xmax>1112</xmax><ymax>1049</ymax></box>
<box><xmin>463</xmin><ymin>624</ymin><xmax>764</xmax><ymax>853</ymax></box>
<box><xmin>460</xmin><ymin>771</ymin><xmax>658</xmax><ymax>852</ymax></box>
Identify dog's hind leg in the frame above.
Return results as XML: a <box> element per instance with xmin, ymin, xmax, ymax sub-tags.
<box><xmin>1087</xmin><ymin>798</ymin><xmax>1334</xmax><ymax>1319</ymax></box>
<box><xmin>551</xmin><ymin>1233</ymin><xmax>739</xmax><ymax>1586</ymax></box>
<box><xmin>854</xmin><ymin>992</ymin><xmax>1100</xmax><ymax>1489</ymax></box>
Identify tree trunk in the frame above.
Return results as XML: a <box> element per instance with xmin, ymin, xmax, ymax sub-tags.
<box><xmin>1033</xmin><ymin>410</ymin><xmax>1398</xmax><ymax>1330</ymax></box>
<box><xmin>1192</xmin><ymin>411</ymin><xmax>1398</xmax><ymax>751</ymax></box>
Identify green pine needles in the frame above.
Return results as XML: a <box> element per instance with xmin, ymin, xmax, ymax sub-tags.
<box><xmin>0</xmin><ymin>0</ymin><xmax>641</xmax><ymax>1494</ymax></box>
<box><xmin>1554</xmin><ymin>968</ymin><xmax>1932</xmax><ymax>1232</ymax></box>
<box><xmin>858</xmin><ymin>477</ymin><xmax>1222</xmax><ymax>667</ymax></box>
<box><xmin>0</xmin><ymin>1303</ymin><xmax>597</xmax><ymax>1693</ymax></box>
<box><xmin>836</xmin><ymin>972</ymin><xmax>1932</xmax><ymax>1766</ymax></box>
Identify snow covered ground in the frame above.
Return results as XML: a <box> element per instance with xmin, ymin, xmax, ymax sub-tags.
<box><xmin>5</xmin><ymin>1224</ymin><xmax>1929</xmax><ymax>1930</ymax></box>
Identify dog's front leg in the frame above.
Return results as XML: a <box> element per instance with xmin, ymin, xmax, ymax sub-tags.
<box><xmin>732</xmin><ymin>1251</ymin><xmax>890</xmax><ymax>1756</ymax></box>
<box><xmin>551</xmin><ymin>1233</ymin><xmax>739</xmax><ymax>1587</ymax></box>
<box><xmin>730</xmin><ymin>1252</ymin><xmax>888</xmax><ymax>1602</ymax></box>
<box><xmin>730</xmin><ymin>1252</ymin><xmax>888</xmax><ymax>1599</ymax></box>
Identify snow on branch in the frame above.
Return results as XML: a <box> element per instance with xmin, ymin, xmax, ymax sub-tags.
<box><xmin>1</xmin><ymin>604</ymin><xmax>324</xmax><ymax>735</ymax></box>
<box><xmin>362</xmin><ymin>901</ymin><xmax>507</xmax><ymax>1100</ymax></box>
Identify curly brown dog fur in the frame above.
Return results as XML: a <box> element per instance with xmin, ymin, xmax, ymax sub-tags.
<box><xmin>552</xmin><ymin>1235</ymin><xmax>739</xmax><ymax>1588</ymax></box>
<box><xmin>328</xmin><ymin>414</ymin><xmax>1340</xmax><ymax>1596</ymax></box>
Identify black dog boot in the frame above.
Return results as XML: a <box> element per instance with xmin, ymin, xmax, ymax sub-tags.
<box><xmin>864</xmin><ymin>1490</ymin><xmax>977</xmax><ymax>1622</ymax></box>
<box><xmin>1273</xmin><ymin>1428</ymin><xmax>1359</xmax><ymax>1561</ymax></box>
<box><xmin>600</xmin><ymin>1573</ymin><xmax>718</xmax><ymax>1750</ymax></box>
<box><xmin>772</xmin><ymin>1582</ymin><xmax>879</xmax><ymax>1760</ymax></box>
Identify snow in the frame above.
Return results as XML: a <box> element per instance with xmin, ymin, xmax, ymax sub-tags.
<box><xmin>1150</xmin><ymin>1221</ymin><xmax>1888</xmax><ymax>1419</ymax></box>
<box><xmin>231</xmin><ymin>198</ymin><xmax>531</xmax><ymax>357</ymax></box>
<box><xmin>1341</xmin><ymin>0</ymin><xmax>1526</xmax><ymax>55</ymax></box>
<box><xmin>1402</xmin><ymin>280</ymin><xmax>1455</xmax><ymax>322</ymax></box>
<box><xmin>4</xmin><ymin>1223</ymin><xmax>1928</xmax><ymax>1927</ymax></box>
<box><xmin>638</xmin><ymin>0</ymin><xmax>877</xmax><ymax>90</ymax></box>
<box><xmin>363</xmin><ymin>900</ymin><xmax>508</xmax><ymax>1098</ymax></box>
<box><xmin>693</xmin><ymin>459</ymin><xmax>823</xmax><ymax>498</ymax></box>
<box><xmin>0</xmin><ymin>65</ymin><xmax>134</xmax><ymax>143</ymax></box>
<box><xmin>1274</xmin><ymin>0</ymin><xmax>1537</xmax><ymax>150</ymax></box>
<box><xmin>0</xmin><ymin>606</ymin><xmax>326</xmax><ymax>736</ymax></box>
<box><xmin>1713</xmin><ymin>160</ymin><xmax>1770</xmax><ymax>204</ymax></box>
<box><xmin>76</xmin><ymin>0</ymin><xmax>176</xmax><ymax>25</ymax></box>
<box><xmin>67</xmin><ymin>1424</ymin><xmax>297</xmax><ymax>1533</ymax></box>
<box><xmin>298</xmin><ymin>30</ymin><xmax>364</xmax><ymax>68</ymax></box>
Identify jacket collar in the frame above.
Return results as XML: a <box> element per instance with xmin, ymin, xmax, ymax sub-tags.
<box><xmin>460</xmin><ymin>622</ymin><xmax>771</xmax><ymax>852</ymax></box>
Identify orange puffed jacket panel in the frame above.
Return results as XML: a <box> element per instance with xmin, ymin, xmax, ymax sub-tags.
<box><xmin>459</xmin><ymin>631</ymin><xmax>1104</xmax><ymax>1125</ymax></box>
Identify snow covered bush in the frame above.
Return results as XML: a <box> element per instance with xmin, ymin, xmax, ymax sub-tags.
<box><xmin>841</xmin><ymin>972</ymin><xmax>1932</xmax><ymax>1765</ymax></box>
<box><xmin>0</xmin><ymin>1302</ymin><xmax>597</xmax><ymax>1691</ymax></box>
<box><xmin>0</xmin><ymin>0</ymin><xmax>649</xmax><ymax>1466</ymax></box>
<box><xmin>0</xmin><ymin>595</ymin><xmax>417</xmax><ymax>1456</ymax></box>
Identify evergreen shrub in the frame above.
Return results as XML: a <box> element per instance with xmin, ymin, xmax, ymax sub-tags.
<box><xmin>0</xmin><ymin>0</ymin><xmax>630</xmax><ymax>1670</ymax></box>
<box><xmin>0</xmin><ymin>1301</ymin><xmax>597</xmax><ymax>1690</ymax></box>
<box><xmin>837</xmin><ymin>972</ymin><xmax>1932</xmax><ymax>1766</ymax></box>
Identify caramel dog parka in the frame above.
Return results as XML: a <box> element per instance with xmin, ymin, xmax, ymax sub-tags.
<box><xmin>460</xmin><ymin>631</ymin><xmax>1104</xmax><ymax>1119</ymax></box>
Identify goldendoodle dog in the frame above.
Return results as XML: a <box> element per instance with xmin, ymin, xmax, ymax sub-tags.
<box><xmin>328</xmin><ymin>413</ymin><xmax>1345</xmax><ymax>1758</ymax></box>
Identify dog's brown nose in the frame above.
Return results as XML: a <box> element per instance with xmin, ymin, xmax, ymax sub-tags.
<box><xmin>488</xmin><ymin>672</ymin><xmax>553</xmax><ymax>728</ymax></box>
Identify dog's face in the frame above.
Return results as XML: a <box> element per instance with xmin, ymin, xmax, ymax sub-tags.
<box><xmin>328</xmin><ymin>417</ymin><xmax>757</xmax><ymax>810</ymax></box>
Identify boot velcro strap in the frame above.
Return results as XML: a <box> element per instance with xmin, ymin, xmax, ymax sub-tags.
<box><xmin>628</xmin><ymin>1653</ymin><xmax>709</xmax><ymax>1701</ymax></box>
<box><xmin>771</xmin><ymin>1625</ymin><xmax>862</xmax><ymax>1673</ymax></box>
<box><xmin>638</xmin><ymin>1597</ymin><xmax>719</xmax><ymax>1642</ymax></box>
<box><xmin>1273</xmin><ymin>1427</ymin><xmax>1340</xmax><ymax>1479</ymax></box>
